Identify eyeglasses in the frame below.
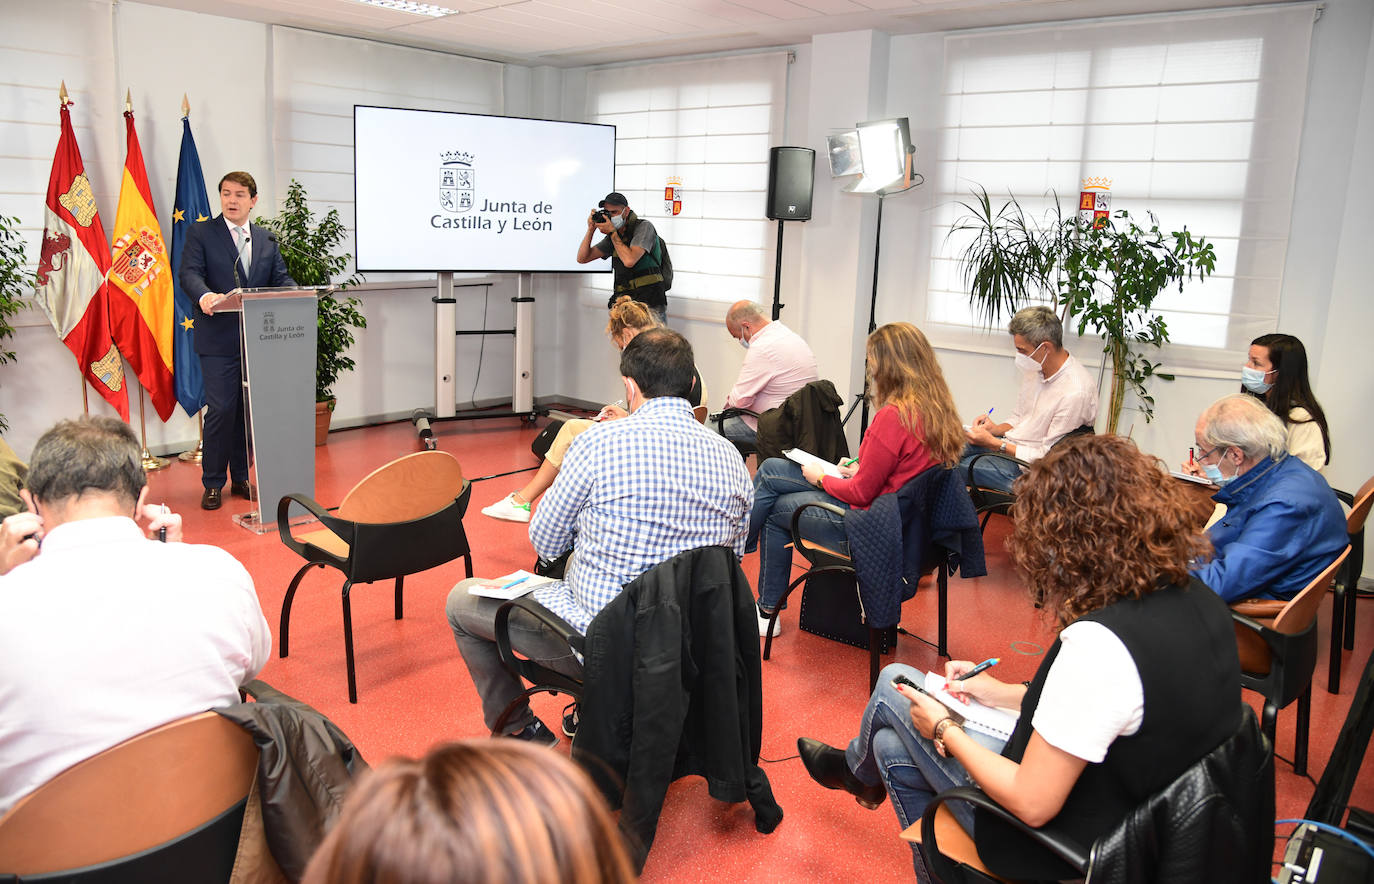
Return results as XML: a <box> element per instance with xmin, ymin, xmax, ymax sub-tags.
<box><xmin>1195</xmin><ymin>445</ymin><xmax>1223</xmax><ymax>463</ymax></box>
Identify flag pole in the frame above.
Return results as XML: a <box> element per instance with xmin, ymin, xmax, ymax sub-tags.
<box><xmin>137</xmin><ymin>387</ymin><xmax>169</xmax><ymax>471</ymax></box>
<box><xmin>178</xmin><ymin>409</ymin><xmax>204</xmax><ymax>463</ymax></box>
<box><xmin>62</xmin><ymin>82</ymin><xmax>88</xmax><ymax>419</ymax></box>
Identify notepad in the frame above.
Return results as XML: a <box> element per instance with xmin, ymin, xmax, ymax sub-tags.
<box><xmin>922</xmin><ymin>671</ymin><xmax>1020</xmax><ymax>741</ymax></box>
<box><xmin>1169</xmin><ymin>469</ymin><xmax>1214</xmax><ymax>486</ymax></box>
<box><xmin>467</xmin><ymin>570</ymin><xmax>556</xmax><ymax>600</ymax></box>
<box><xmin>783</xmin><ymin>448</ymin><xmax>843</xmax><ymax>479</ymax></box>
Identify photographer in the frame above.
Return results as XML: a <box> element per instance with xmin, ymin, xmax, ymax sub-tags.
<box><xmin>576</xmin><ymin>191</ymin><xmax>667</xmax><ymax>322</ymax></box>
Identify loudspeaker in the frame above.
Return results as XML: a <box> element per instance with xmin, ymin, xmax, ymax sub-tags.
<box><xmin>766</xmin><ymin>146</ymin><xmax>815</xmax><ymax>221</ymax></box>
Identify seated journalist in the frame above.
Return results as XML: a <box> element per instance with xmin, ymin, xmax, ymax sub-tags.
<box><xmin>0</xmin><ymin>417</ymin><xmax>271</xmax><ymax>815</ymax></box>
<box><xmin>960</xmin><ymin>305</ymin><xmax>1096</xmax><ymax>493</ymax></box>
<box><xmin>446</xmin><ymin>328</ymin><xmax>750</xmax><ymax>745</ymax></box>
<box><xmin>718</xmin><ymin>299</ymin><xmax>818</xmax><ymax>447</ymax></box>
<box><xmin>797</xmin><ymin>434</ymin><xmax>1242</xmax><ymax>881</ymax></box>
<box><xmin>1181</xmin><ymin>393</ymin><xmax>1346</xmax><ymax>603</ymax></box>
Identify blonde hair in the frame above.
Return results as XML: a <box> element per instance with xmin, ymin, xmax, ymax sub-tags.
<box><xmin>301</xmin><ymin>740</ymin><xmax>637</xmax><ymax>884</ymax></box>
<box><xmin>866</xmin><ymin>322</ymin><xmax>964</xmax><ymax>467</ymax></box>
<box><xmin>606</xmin><ymin>295</ymin><xmax>659</xmax><ymax>343</ymax></box>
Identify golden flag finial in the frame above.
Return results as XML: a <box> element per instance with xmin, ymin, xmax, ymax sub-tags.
<box><xmin>124</xmin><ymin>89</ymin><xmax>132</xmax><ymax>113</ymax></box>
<box><xmin>59</xmin><ymin>81</ymin><xmax>70</xmax><ymax>106</ymax></box>
<box><xmin>181</xmin><ymin>93</ymin><xmax>190</xmax><ymax>118</ymax></box>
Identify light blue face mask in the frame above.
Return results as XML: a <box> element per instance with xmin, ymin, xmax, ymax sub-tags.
<box><xmin>1240</xmin><ymin>365</ymin><xmax>1273</xmax><ymax>394</ymax></box>
<box><xmin>1203</xmin><ymin>461</ymin><xmax>1235</xmax><ymax>486</ymax></box>
<box><xmin>737</xmin><ymin>335</ymin><xmax>750</xmax><ymax>350</ymax></box>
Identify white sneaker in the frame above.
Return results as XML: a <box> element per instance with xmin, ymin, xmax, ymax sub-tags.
<box><xmin>758</xmin><ymin>609</ymin><xmax>782</xmax><ymax>638</ymax></box>
<box><xmin>482</xmin><ymin>493</ymin><xmax>531</xmax><ymax>523</ymax></box>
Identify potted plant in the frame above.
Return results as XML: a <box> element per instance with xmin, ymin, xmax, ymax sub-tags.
<box><xmin>952</xmin><ymin>188</ymin><xmax>1215</xmax><ymax>433</ymax></box>
<box><xmin>0</xmin><ymin>215</ymin><xmax>32</xmax><ymax>433</ymax></box>
<box><xmin>260</xmin><ymin>180</ymin><xmax>365</xmax><ymax>445</ymax></box>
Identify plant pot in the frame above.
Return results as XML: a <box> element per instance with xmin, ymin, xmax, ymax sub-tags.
<box><xmin>315</xmin><ymin>399</ymin><xmax>335</xmax><ymax>447</ymax></box>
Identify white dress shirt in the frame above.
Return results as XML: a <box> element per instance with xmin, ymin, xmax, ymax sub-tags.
<box><xmin>723</xmin><ymin>321</ymin><xmax>819</xmax><ymax>430</ymax></box>
<box><xmin>0</xmin><ymin>517</ymin><xmax>271</xmax><ymax>814</ymax></box>
<box><xmin>1005</xmin><ymin>353</ymin><xmax>1099</xmax><ymax>462</ymax></box>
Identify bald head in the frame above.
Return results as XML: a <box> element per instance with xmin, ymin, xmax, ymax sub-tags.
<box><xmin>725</xmin><ymin>300</ymin><xmax>770</xmax><ymax>342</ymax></box>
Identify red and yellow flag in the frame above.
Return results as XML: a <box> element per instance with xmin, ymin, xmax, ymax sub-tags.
<box><xmin>34</xmin><ymin>92</ymin><xmax>129</xmax><ymax>420</ymax></box>
<box><xmin>108</xmin><ymin>100</ymin><xmax>176</xmax><ymax>421</ymax></box>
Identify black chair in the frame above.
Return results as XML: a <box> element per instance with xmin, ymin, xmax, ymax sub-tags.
<box><xmin>491</xmin><ymin>598</ymin><xmax>585</xmax><ymax>735</ymax></box>
<box><xmin>0</xmin><ymin>712</ymin><xmax>259</xmax><ymax>883</ymax></box>
<box><xmin>709</xmin><ymin>405</ymin><xmax>760</xmax><ymax>459</ymax></box>
<box><xmin>1328</xmin><ymin>475</ymin><xmax>1374</xmax><ymax>694</ymax></box>
<box><xmin>965</xmin><ymin>425</ymin><xmax>1094</xmax><ymax>532</ymax></box>
<box><xmin>1232</xmin><ymin>545</ymin><xmax>1349</xmax><ymax>776</ymax></box>
<box><xmin>761</xmin><ymin>467</ymin><xmax>985</xmax><ymax>690</ymax></box>
<box><xmin>913</xmin><ymin>707</ymin><xmax>1273</xmax><ymax>884</ymax></box>
<box><xmin>277</xmin><ymin>450</ymin><xmax>474</xmax><ymax>702</ymax></box>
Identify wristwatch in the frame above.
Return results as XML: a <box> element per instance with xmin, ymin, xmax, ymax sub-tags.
<box><xmin>933</xmin><ymin>717</ymin><xmax>961</xmax><ymax>757</ymax></box>
<box><xmin>999</xmin><ymin>439</ymin><xmax>1008</xmax><ymax>453</ymax></box>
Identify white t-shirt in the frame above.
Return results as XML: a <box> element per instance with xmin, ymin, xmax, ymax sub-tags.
<box><xmin>0</xmin><ymin>517</ymin><xmax>271</xmax><ymax>814</ymax></box>
<box><xmin>1030</xmin><ymin>620</ymin><xmax>1144</xmax><ymax>763</ymax></box>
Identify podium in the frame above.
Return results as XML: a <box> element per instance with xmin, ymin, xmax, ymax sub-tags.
<box><xmin>217</xmin><ymin>287</ymin><xmax>319</xmax><ymax>533</ymax></box>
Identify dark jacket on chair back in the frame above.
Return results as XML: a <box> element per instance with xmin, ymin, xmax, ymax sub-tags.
<box><xmin>753</xmin><ymin>379</ymin><xmax>848</xmax><ymax>464</ymax></box>
<box><xmin>574</xmin><ymin>546</ymin><xmax>784</xmax><ymax>871</ymax></box>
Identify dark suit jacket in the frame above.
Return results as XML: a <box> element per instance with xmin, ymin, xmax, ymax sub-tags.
<box><xmin>180</xmin><ymin>215</ymin><xmax>295</xmax><ymax>356</ymax></box>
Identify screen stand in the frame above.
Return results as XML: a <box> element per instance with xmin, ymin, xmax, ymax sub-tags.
<box><xmin>416</xmin><ymin>272</ymin><xmax>546</xmax><ymax>447</ymax></box>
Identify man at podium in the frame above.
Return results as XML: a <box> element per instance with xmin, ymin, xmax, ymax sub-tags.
<box><xmin>180</xmin><ymin>171</ymin><xmax>295</xmax><ymax>511</ymax></box>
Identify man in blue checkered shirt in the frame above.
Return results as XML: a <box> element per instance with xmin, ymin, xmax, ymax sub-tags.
<box><xmin>446</xmin><ymin>328</ymin><xmax>752</xmax><ymax>745</ymax></box>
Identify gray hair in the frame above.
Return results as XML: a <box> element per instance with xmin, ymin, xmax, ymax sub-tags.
<box><xmin>1199</xmin><ymin>394</ymin><xmax>1288</xmax><ymax>462</ymax></box>
<box><xmin>726</xmin><ymin>301</ymin><xmax>769</xmax><ymax>325</ymax></box>
<box><xmin>1008</xmin><ymin>305</ymin><xmax>1063</xmax><ymax>349</ymax></box>
<box><xmin>27</xmin><ymin>417</ymin><xmax>146</xmax><ymax>506</ymax></box>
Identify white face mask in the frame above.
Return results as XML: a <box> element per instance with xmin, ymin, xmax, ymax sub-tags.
<box><xmin>610</xmin><ymin>212</ymin><xmax>626</xmax><ymax>231</ymax></box>
<box><xmin>1013</xmin><ymin>341</ymin><xmax>1048</xmax><ymax>374</ymax></box>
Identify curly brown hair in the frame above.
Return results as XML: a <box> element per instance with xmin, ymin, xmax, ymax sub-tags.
<box><xmin>1005</xmin><ymin>434</ymin><xmax>1212</xmax><ymax>628</ymax></box>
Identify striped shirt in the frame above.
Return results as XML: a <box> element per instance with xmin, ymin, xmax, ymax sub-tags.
<box><xmin>530</xmin><ymin>396</ymin><xmax>752</xmax><ymax>633</ymax></box>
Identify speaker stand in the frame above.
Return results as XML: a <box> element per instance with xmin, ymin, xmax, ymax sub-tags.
<box><xmin>770</xmin><ymin>220</ymin><xmax>785</xmax><ymax>320</ymax></box>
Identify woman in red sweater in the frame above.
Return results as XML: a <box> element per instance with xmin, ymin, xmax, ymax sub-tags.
<box><xmin>747</xmin><ymin>322</ymin><xmax>963</xmax><ymax>635</ymax></box>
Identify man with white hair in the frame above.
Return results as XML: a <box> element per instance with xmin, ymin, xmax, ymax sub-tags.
<box><xmin>1187</xmin><ymin>393</ymin><xmax>1346</xmax><ymax>603</ymax></box>
<box><xmin>718</xmin><ymin>300</ymin><xmax>818</xmax><ymax>447</ymax></box>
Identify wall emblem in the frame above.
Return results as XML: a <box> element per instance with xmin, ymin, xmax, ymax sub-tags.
<box><xmin>440</xmin><ymin>151</ymin><xmax>475</xmax><ymax>214</ymax></box>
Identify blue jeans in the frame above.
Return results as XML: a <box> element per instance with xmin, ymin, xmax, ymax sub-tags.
<box><xmin>958</xmin><ymin>443</ymin><xmax>1025</xmax><ymax>494</ymax></box>
<box><xmin>718</xmin><ymin>415</ymin><xmax>757</xmax><ymax>447</ymax></box>
<box><xmin>749</xmin><ymin>458</ymin><xmax>849</xmax><ymax>610</ymax></box>
<box><xmin>847</xmin><ymin>663</ymin><xmax>1007</xmax><ymax>836</ymax></box>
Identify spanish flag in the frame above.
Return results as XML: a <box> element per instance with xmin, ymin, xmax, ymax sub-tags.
<box><xmin>108</xmin><ymin>99</ymin><xmax>176</xmax><ymax>421</ymax></box>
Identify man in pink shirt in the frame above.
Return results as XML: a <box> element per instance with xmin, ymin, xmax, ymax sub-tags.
<box><xmin>719</xmin><ymin>301</ymin><xmax>819</xmax><ymax>446</ymax></box>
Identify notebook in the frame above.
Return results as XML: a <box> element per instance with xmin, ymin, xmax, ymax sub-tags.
<box><xmin>783</xmin><ymin>448</ymin><xmax>843</xmax><ymax>479</ymax></box>
<box><xmin>467</xmin><ymin>570</ymin><xmax>557</xmax><ymax>600</ymax></box>
<box><xmin>922</xmin><ymin>671</ymin><xmax>1020</xmax><ymax>741</ymax></box>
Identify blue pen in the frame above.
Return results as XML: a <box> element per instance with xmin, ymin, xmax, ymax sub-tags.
<box><xmin>952</xmin><ymin>657</ymin><xmax>1000</xmax><ymax>682</ymax></box>
<box><xmin>986</xmin><ymin>407</ymin><xmax>995</xmax><ymax>417</ymax></box>
<box><xmin>498</xmin><ymin>575</ymin><xmax>530</xmax><ymax>591</ymax></box>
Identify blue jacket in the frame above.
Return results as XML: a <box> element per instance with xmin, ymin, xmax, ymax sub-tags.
<box><xmin>1193</xmin><ymin>455</ymin><xmax>1346</xmax><ymax>602</ymax></box>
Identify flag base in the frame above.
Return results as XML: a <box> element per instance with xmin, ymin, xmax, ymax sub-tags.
<box><xmin>140</xmin><ymin>448</ymin><xmax>169</xmax><ymax>471</ymax></box>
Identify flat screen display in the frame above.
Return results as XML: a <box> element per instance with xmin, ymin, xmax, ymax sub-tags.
<box><xmin>354</xmin><ymin>106</ymin><xmax>615</xmax><ymax>273</ymax></box>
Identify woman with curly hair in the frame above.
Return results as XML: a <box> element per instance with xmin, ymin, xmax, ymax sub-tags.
<box><xmin>746</xmin><ymin>322</ymin><xmax>963</xmax><ymax>635</ymax></box>
<box><xmin>301</xmin><ymin>739</ymin><xmax>637</xmax><ymax>884</ymax></box>
<box><xmin>796</xmin><ymin>434</ymin><xmax>1242</xmax><ymax>880</ymax></box>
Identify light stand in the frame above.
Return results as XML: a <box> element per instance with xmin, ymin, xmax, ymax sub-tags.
<box><xmin>856</xmin><ymin>177</ymin><xmax>922</xmax><ymax>434</ymax></box>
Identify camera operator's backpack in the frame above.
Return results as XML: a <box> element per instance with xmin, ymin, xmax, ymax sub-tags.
<box><xmin>648</xmin><ymin>236</ymin><xmax>674</xmax><ymax>291</ymax></box>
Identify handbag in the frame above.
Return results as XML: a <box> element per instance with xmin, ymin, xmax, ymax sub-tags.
<box><xmin>798</xmin><ymin>570</ymin><xmax>896</xmax><ymax>652</ymax></box>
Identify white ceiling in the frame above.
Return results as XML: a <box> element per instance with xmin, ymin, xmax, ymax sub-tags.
<box><xmin>136</xmin><ymin>0</ymin><xmax>1282</xmax><ymax>67</ymax></box>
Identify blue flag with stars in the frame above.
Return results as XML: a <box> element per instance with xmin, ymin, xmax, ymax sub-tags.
<box><xmin>170</xmin><ymin>116</ymin><xmax>210</xmax><ymax>416</ymax></box>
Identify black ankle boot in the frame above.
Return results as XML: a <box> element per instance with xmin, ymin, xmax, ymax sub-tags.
<box><xmin>797</xmin><ymin>737</ymin><xmax>887</xmax><ymax>809</ymax></box>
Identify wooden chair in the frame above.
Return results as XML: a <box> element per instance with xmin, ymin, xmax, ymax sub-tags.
<box><xmin>277</xmin><ymin>450</ymin><xmax>474</xmax><ymax>702</ymax></box>
<box><xmin>1231</xmin><ymin>545</ymin><xmax>1349</xmax><ymax>776</ymax></box>
<box><xmin>1328</xmin><ymin>475</ymin><xmax>1374</xmax><ymax>694</ymax></box>
<box><xmin>0</xmin><ymin>712</ymin><xmax>258</xmax><ymax>882</ymax></box>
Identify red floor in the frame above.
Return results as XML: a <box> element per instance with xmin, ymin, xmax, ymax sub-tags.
<box><xmin>147</xmin><ymin>416</ymin><xmax>1374</xmax><ymax>881</ymax></box>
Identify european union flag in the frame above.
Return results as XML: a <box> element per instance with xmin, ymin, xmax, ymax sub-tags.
<box><xmin>170</xmin><ymin>117</ymin><xmax>210</xmax><ymax>416</ymax></box>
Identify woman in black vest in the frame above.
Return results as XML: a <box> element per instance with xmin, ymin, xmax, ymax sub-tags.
<box><xmin>797</xmin><ymin>434</ymin><xmax>1242</xmax><ymax>880</ymax></box>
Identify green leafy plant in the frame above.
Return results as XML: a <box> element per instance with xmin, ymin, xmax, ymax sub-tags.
<box><xmin>1061</xmin><ymin>212</ymin><xmax>1215</xmax><ymax>433</ymax></box>
<box><xmin>952</xmin><ymin>190</ymin><xmax>1216</xmax><ymax>432</ymax></box>
<box><xmin>0</xmin><ymin>215</ymin><xmax>34</xmax><ymax>432</ymax></box>
<box><xmin>260</xmin><ymin>180</ymin><xmax>366</xmax><ymax>403</ymax></box>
